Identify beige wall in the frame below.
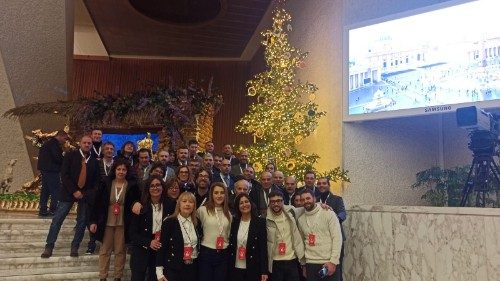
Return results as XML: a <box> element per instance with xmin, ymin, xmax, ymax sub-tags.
<box><xmin>0</xmin><ymin>0</ymin><xmax>73</xmax><ymax>191</ymax></box>
<box><xmin>285</xmin><ymin>0</ymin><xmax>344</xmax><ymax>193</ymax></box>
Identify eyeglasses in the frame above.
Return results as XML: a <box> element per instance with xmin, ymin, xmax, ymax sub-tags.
<box><xmin>179</xmin><ymin>171</ymin><xmax>189</xmax><ymax>174</ymax></box>
<box><xmin>269</xmin><ymin>199</ymin><xmax>283</xmax><ymax>205</ymax></box>
<box><xmin>198</xmin><ymin>174</ymin><xmax>210</xmax><ymax>178</ymax></box>
<box><xmin>168</xmin><ymin>186</ymin><xmax>180</xmax><ymax>190</ymax></box>
<box><xmin>149</xmin><ymin>183</ymin><xmax>162</xmax><ymax>189</ymax></box>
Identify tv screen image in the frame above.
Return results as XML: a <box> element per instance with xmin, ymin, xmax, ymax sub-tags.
<box><xmin>102</xmin><ymin>132</ymin><xmax>160</xmax><ymax>153</ymax></box>
<box><xmin>346</xmin><ymin>0</ymin><xmax>500</xmax><ymax>121</ymax></box>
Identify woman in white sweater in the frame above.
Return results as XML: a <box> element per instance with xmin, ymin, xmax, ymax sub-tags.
<box><xmin>197</xmin><ymin>182</ymin><xmax>232</xmax><ymax>281</ymax></box>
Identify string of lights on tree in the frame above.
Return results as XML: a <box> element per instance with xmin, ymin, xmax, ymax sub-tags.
<box><xmin>236</xmin><ymin>6</ymin><xmax>349</xmax><ymax>183</ymax></box>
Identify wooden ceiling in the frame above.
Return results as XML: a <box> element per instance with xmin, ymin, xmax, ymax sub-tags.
<box><xmin>83</xmin><ymin>0</ymin><xmax>272</xmax><ymax>59</ymax></box>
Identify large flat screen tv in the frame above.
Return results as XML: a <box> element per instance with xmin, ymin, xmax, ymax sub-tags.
<box><xmin>344</xmin><ymin>0</ymin><xmax>500</xmax><ymax>122</ymax></box>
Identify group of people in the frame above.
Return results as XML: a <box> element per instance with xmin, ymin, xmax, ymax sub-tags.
<box><xmin>37</xmin><ymin>129</ymin><xmax>347</xmax><ymax>281</ymax></box>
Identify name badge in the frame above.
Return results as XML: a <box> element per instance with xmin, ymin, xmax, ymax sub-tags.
<box><xmin>154</xmin><ymin>231</ymin><xmax>161</xmax><ymax>240</ymax></box>
<box><xmin>278</xmin><ymin>242</ymin><xmax>286</xmax><ymax>255</ymax></box>
<box><xmin>183</xmin><ymin>246</ymin><xmax>193</xmax><ymax>260</ymax></box>
<box><xmin>112</xmin><ymin>202</ymin><xmax>121</xmax><ymax>216</ymax></box>
<box><xmin>238</xmin><ymin>246</ymin><xmax>246</xmax><ymax>260</ymax></box>
<box><xmin>308</xmin><ymin>233</ymin><xmax>316</xmax><ymax>246</ymax></box>
<box><xmin>216</xmin><ymin>236</ymin><xmax>224</xmax><ymax>250</ymax></box>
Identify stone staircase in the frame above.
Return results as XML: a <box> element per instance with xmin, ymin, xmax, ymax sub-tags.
<box><xmin>0</xmin><ymin>214</ymin><xmax>130</xmax><ymax>280</ymax></box>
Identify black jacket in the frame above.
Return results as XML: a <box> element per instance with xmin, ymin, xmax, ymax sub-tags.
<box><xmin>37</xmin><ymin>137</ymin><xmax>64</xmax><ymax>172</ymax></box>
<box><xmin>60</xmin><ymin>149</ymin><xmax>100</xmax><ymax>202</ymax></box>
<box><xmin>228</xmin><ymin>217</ymin><xmax>268</xmax><ymax>280</ymax></box>
<box><xmin>89</xmin><ymin>178</ymin><xmax>140</xmax><ymax>243</ymax></box>
<box><xmin>156</xmin><ymin>217</ymin><xmax>202</xmax><ymax>270</ymax></box>
<box><xmin>129</xmin><ymin>202</ymin><xmax>171</xmax><ymax>273</ymax></box>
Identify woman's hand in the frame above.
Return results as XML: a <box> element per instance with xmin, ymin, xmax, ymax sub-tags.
<box><xmin>157</xmin><ymin>277</ymin><xmax>167</xmax><ymax>281</ymax></box>
<box><xmin>261</xmin><ymin>274</ymin><xmax>268</xmax><ymax>281</ymax></box>
<box><xmin>89</xmin><ymin>224</ymin><xmax>97</xmax><ymax>233</ymax></box>
<box><xmin>132</xmin><ymin>202</ymin><xmax>143</xmax><ymax>215</ymax></box>
<box><xmin>150</xmin><ymin>239</ymin><xmax>162</xmax><ymax>251</ymax></box>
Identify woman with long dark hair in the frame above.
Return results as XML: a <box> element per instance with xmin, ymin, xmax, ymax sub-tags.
<box><xmin>129</xmin><ymin>176</ymin><xmax>168</xmax><ymax>281</ymax></box>
<box><xmin>197</xmin><ymin>182</ymin><xmax>232</xmax><ymax>281</ymax></box>
<box><xmin>228</xmin><ymin>193</ymin><xmax>268</xmax><ymax>281</ymax></box>
<box><xmin>115</xmin><ymin>141</ymin><xmax>137</xmax><ymax>167</ymax></box>
<box><xmin>89</xmin><ymin>158</ymin><xmax>140</xmax><ymax>281</ymax></box>
<box><xmin>156</xmin><ymin>192</ymin><xmax>201</xmax><ymax>281</ymax></box>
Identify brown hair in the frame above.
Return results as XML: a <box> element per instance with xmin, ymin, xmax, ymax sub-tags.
<box><xmin>204</xmin><ymin>182</ymin><xmax>231</xmax><ymax>222</ymax></box>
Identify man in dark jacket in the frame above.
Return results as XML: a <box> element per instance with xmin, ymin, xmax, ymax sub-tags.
<box><xmin>41</xmin><ymin>135</ymin><xmax>100</xmax><ymax>258</ymax></box>
<box><xmin>37</xmin><ymin>130</ymin><xmax>69</xmax><ymax>216</ymax></box>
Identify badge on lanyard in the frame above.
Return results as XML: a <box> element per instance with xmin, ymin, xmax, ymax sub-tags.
<box><xmin>308</xmin><ymin>233</ymin><xmax>316</xmax><ymax>246</ymax></box>
<box><xmin>278</xmin><ymin>241</ymin><xmax>287</xmax><ymax>255</ymax></box>
<box><xmin>216</xmin><ymin>236</ymin><xmax>224</xmax><ymax>250</ymax></box>
<box><xmin>238</xmin><ymin>246</ymin><xmax>246</xmax><ymax>260</ymax></box>
<box><xmin>183</xmin><ymin>245</ymin><xmax>193</xmax><ymax>260</ymax></box>
<box><xmin>154</xmin><ymin>231</ymin><xmax>161</xmax><ymax>240</ymax></box>
<box><xmin>112</xmin><ymin>202</ymin><xmax>121</xmax><ymax>216</ymax></box>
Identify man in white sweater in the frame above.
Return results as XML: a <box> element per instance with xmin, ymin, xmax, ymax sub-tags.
<box><xmin>297</xmin><ymin>189</ymin><xmax>342</xmax><ymax>281</ymax></box>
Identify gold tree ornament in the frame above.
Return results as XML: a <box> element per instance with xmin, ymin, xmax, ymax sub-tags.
<box><xmin>247</xmin><ymin>87</ymin><xmax>257</xmax><ymax>97</ymax></box>
<box><xmin>253</xmin><ymin>162</ymin><xmax>263</xmax><ymax>173</ymax></box>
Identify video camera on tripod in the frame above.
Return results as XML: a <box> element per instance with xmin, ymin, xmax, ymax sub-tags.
<box><xmin>456</xmin><ymin>106</ymin><xmax>500</xmax><ymax>207</ymax></box>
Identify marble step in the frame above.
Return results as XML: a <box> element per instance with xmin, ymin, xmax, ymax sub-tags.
<box><xmin>0</xmin><ymin>242</ymin><xmax>99</xmax><ymax>258</ymax></box>
<box><xmin>0</xmin><ymin>270</ymin><xmax>131</xmax><ymax>281</ymax></box>
<box><xmin>0</xmin><ymin>218</ymin><xmax>77</xmax><ymax>230</ymax></box>
<box><xmin>0</xmin><ymin>255</ymin><xmax>130</xmax><ymax>277</ymax></box>
<box><xmin>0</xmin><ymin>228</ymin><xmax>85</xmax><ymax>242</ymax></box>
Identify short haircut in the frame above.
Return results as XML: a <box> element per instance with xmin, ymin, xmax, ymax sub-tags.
<box><xmin>268</xmin><ymin>190</ymin><xmax>284</xmax><ymax>199</ymax></box>
<box><xmin>137</xmin><ymin>148</ymin><xmax>151</xmax><ymax>157</ymax></box>
<box><xmin>213</xmin><ymin>153</ymin><xmax>222</xmax><ymax>158</ymax></box>
<box><xmin>188</xmin><ymin>139</ymin><xmax>198</xmax><ymax>146</ymax></box>
<box><xmin>301</xmin><ymin>188</ymin><xmax>316</xmax><ymax>198</ymax></box>
<box><xmin>177</xmin><ymin>145</ymin><xmax>188</xmax><ymax>151</ymax></box>
<box><xmin>150</xmin><ymin>162</ymin><xmax>166</xmax><ymax>174</ymax></box>
<box><xmin>317</xmin><ymin>177</ymin><xmax>330</xmax><ymax>186</ymax></box>
<box><xmin>304</xmin><ymin>170</ymin><xmax>316</xmax><ymax>177</ymax></box>
<box><xmin>102</xmin><ymin>141</ymin><xmax>115</xmax><ymax>148</ymax></box>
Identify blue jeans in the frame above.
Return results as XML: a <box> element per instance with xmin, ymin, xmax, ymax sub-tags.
<box><xmin>39</xmin><ymin>171</ymin><xmax>61</xmax><ymax>213</ymax></box>
<box><xmin>45</xmin><ymin>200</ymin><xmax>88</xmax><ymax>249</ymax></box>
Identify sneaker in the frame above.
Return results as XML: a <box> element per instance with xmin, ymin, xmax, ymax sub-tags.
<box><xmin>70</xmin><ymin>246</ymin><xmax>79</xmax><ymax>257</ymax></box>
<box><xmin>38</xmin><ymin>212</ymin><xmax>50</xmax><ymax>217</ymax></box>
<box><xmin>41</xmin><ymin>247</ymin><xmax>53</xmax><ymax>258</ymax></box>
<box><xmin>85</xmin><ymin>245</ymin><xmax>95</xmax><ymax>255</ymax></box>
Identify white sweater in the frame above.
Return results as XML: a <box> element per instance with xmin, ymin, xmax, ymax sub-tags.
<box><xmin>197</xmin><ymin>205</ymin><xmax>231</xmax><ymax>249</ymax></box>
<box><xmin>297</xmin><ymin>205</ymin><xmax>342</xmax><ymax>265</ymax></box>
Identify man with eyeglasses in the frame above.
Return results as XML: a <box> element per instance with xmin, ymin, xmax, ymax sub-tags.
<box><xmin>265</xmin><ymin>190</ymin><xmax>304</xmax><ymax>281</ymax></box>
<box><xmin>195</xmin><ymin>169</ymin><xmax>211</xmax><ymax>208</ymax></box>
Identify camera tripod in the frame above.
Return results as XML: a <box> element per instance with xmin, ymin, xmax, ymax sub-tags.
<box><xmin>460</xmin><ymin>154</ymin><xmax>500</xmax><ymax>207</ymax></box>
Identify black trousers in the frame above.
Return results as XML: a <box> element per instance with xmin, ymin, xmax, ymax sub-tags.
<box><xmin>332</xmin><ymin>243</ymin><xmax>344</xmax><ymax>281</ymax></box>
<box><xmin>271</xmin><ymin>259</ymin><xmax>300</xmax><ymax>281</ymax></box>
<box><xmin>130</xmin><ymin>249</ymin><xmax>157</xmax><ymax>281</ymax></box>
<box><xmin>305</xmin><ymin>264</ymin><xmax>334</xmax><ymax>281</ymax></box>
<box><xmin>165</xmin><ymin>260</ymin><xmax>198</xmax><ymax>281</ymax></box>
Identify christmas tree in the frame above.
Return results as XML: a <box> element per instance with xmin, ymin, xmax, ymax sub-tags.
<box><xmin>236</xmin><ymin>7</ymin><xmax>348</xmax><ymax>183</ymax></box>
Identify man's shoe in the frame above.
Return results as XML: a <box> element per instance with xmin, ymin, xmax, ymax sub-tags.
<box><xmin>85</xmin><ymin>246</ymin><xmax>94</xmax><ymax>255</ymax></box>
<box><xmin>40</xmin><ymin>247</ymin><xmax>53</xmax><ymax>258</ymax></box>
<box><xmin>38</xmin><ymin>212</ymin><xmax>49</xmax><ymax>217</ymax></box>
<box><xmin>113</xmin><ymin>278</ymin><xmax>121</xmax><ymax>281</ymax></box>
<box><xmin>70</xmin><ymin>247</ymin><xmax>79</xmax><ymax>257</ymax></box>
<box><xmin>99</xmin><ymin>279</ymin><xmax>106</xmax><ymax>281</ymax></box>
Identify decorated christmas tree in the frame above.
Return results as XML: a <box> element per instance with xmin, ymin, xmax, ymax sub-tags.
<box><xmin>237</xmin><ymin>7</ymin><xmax>349</xmax><ymax>183</ymax></box>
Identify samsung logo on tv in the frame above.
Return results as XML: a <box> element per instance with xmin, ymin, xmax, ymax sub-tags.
<box><xmin>424</xmin><ymin>105</ymin><xmax>452</xmax><ymax>113</ymax></box>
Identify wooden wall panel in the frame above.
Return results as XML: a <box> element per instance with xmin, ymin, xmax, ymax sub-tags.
<box><xmin>73</xmin><ymin>58</ymin><xmax>253</xmax><ymax>150</ymax></box>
